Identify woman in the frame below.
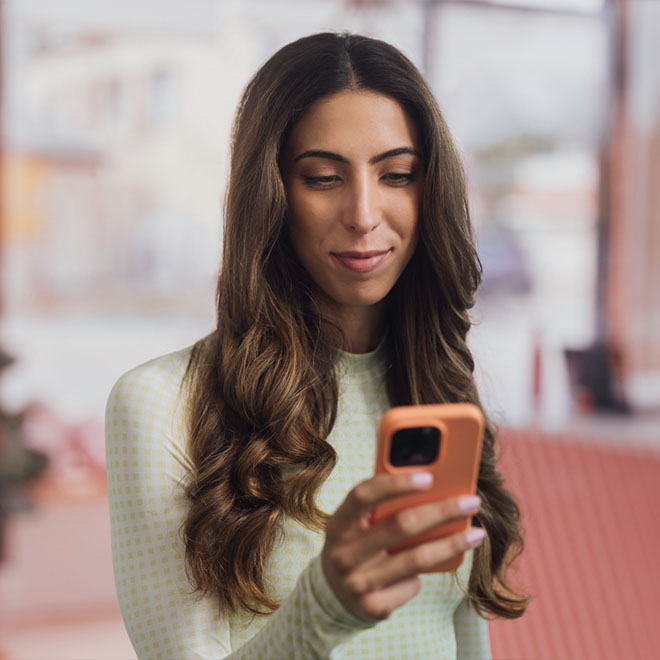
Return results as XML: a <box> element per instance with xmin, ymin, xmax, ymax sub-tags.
<box><xmin>106</xmin><ymin>32</ymin><xmax>527</xmax><ymax>660</ymax></box>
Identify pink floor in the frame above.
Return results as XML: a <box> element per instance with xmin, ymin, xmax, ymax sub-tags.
<box><xmin>1</xmin><ymin>427</ymin><xmax>659</xmax><ymax>659</ymax></box>
<box><xmin>490</xmin><ymin>428</ymin><xmax>660</xmax><ymax>660</ymax></box>
<box><xmin>0</xmin><ymin>482</ymin><xmax>136</xmax><ymax>660</ymax></box>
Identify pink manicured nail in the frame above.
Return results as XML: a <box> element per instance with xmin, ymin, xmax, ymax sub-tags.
<box><xmin>411</xmin><ymin>472</ymin><xmax>433</xmax><ymax>486</ymax></box>
<box><xmin>465</xmin><ymin>528</ymin><xmax>487</xmax><ymax>546</ymax></box>
<box><xmin>458</xmin><ymin>495</ymin><xmax>481</xmax><ymax>513</ymax></box>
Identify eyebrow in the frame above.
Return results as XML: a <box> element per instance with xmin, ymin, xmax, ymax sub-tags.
<box><xmin>293</xmin><ymin>147</ymin><xmax>422</xmax><ymax>165</ymax></box>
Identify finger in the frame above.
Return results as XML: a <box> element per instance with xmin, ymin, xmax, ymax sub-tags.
<box><xmin>331</xmin><ymin>472</ymin><xmax>434</xmax><ymax>532</ymax></box>
<box><xmin>348</xmin><ymin>526</ymin><xmax>486</xmax><ymax>593</ymax></box>
<box><xmin>342</xmin><ymin>494</ymin><xmax>482</xmax><ymax>567</ymax></box>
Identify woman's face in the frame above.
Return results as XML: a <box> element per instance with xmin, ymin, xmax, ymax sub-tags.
<box><xmin>282</xmin><ymin>90</ymin><xmax>424</xmax><ymax>319</ymax></box>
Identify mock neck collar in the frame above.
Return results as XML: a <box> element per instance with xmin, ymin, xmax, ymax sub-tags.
<box><xmin>335</xmin><ymin>332</ymin><xmax>388</xmax><ymax>380</ymax></box>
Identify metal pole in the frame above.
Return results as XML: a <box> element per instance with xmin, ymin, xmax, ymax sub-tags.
<box><xmin>595</xmin><ymin>0</ymin><xmax>626</xmax><ymax>344</ymax></box>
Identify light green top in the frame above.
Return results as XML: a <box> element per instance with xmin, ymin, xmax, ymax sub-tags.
<box><xmin>105</xmin><ymin>341</ymin><xmax>491</xmax><ymax>659</ymax></box>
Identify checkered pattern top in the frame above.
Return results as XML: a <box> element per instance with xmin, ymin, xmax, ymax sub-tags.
<box><xmin>105</xmin><ymin>341</ymin><xmax>491</xmax><ymax>659</ymax></box>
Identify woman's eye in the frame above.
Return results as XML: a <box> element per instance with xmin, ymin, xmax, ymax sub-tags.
<box><xmin>383</xmin><ymin>172</ymin><xmax>416</xmax><ymax>185</ymax></box>
<box><xmin>303</xmin><ymin>175</ymin><xmax>340</xmax><ymax>188</ymax></box>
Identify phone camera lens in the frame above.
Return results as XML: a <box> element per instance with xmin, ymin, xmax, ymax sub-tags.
<box><xmin>390</xmin><ymin>426</ymin><xmax>440</xmax><ymax>467</ymax></box>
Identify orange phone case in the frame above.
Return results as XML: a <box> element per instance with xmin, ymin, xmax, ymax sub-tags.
<box><xmin>371</xmin><ymin>403</ymin><xmax>484</xmax><ymax>572</ymax></box>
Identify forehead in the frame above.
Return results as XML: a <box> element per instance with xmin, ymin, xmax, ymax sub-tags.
<box><xmin>286</xmin><ymin>90</ymin><xmax>420</xmax><ymax>155</ymax></box>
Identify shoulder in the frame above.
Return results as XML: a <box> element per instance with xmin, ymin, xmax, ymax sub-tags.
<box><xmin>114</xmin><ymin>345</ymin><xmax>192</xmax><ymax>386</ymax></box>
<box><xmin>105</xmin><ymin>345</ymin><xmax>194</xmax><ymax>427</ymax></box>
<box><xmin>109</xmin><ymin>345</ymin><xmax>192</xmax><ymax>395</ymax></box>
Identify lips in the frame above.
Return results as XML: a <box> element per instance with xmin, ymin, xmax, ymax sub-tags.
<box><xmin>331</xmin><ymin>249</ymin><xmax>392</xmax><ymax>272</ymax></box>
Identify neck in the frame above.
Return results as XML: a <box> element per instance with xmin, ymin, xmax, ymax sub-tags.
<box><xmin>324</xmin><ymin>300</ymin><xmax>387</xmax><ymax>354</ymax></box>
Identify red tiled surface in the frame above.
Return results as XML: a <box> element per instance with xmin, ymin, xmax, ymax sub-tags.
<box><xmin>490</xmin><ymin>429</ymin><xmax>660</xmax><ymax>660</ymax></box>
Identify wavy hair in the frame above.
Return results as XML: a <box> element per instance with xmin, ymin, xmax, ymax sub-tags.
<box><xmin>183</xmin><ymin>32</ymin><xmax>528</xmax><ymax>620</ymax></box>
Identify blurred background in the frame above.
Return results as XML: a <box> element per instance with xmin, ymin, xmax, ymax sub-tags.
<box><xmin>0</xmin><ymin>0</ymin><xmax>658</xmax><ymax>658</ymax></box>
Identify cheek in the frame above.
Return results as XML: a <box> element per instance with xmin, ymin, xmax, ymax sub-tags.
<box><xmin>288</xmin><ymin>197</ymin><xmax>334</xmax><ymax>246</ymax></box>
<box><xmin>288</xmin><ymin>213</ymin><xmax>325</xmax><ymax>265</ymax></box>
<box><xmin>287</xmin><ymin>193</ymin><xmax>309</xmax><ymax>242</ymax></box>
<box><xmin>392</xmin><ymin>197</ymin><xmax>420</xmax><ymax>240</ymax></box>
<box><xmin>289</xmin><ymin>213</ymin><xmax>317</xmax><ymax>249</ymax></box>
<box><xmin>386</xmin><ymin>183</ymin><xmax>422</xmax><ymax>225</ymax></box>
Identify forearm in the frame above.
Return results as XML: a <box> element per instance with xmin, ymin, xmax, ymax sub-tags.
<box><xmin>224</xmin><ymin>555</ymin><xmax>376</xmax><ymax>660</ymax></box>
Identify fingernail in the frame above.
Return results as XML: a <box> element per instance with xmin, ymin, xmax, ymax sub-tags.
<box><xmin>465</xmin><ymin>528</ymin><xmax>486</xmax><ymax>546</ymax></box>
<box><xmin>458</xmin><ymin>495</ymin><xmax>481</xmax><ymax>513</ymax></box>
<box><xmin>411</xmin><ymin>472</ymin><xmax>433</xmax><ymax>486</ymax></box>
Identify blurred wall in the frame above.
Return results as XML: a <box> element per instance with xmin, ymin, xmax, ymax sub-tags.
<box><xmin>606</xmin><ymin>0</ymin><xmax>660</xmax><ymax>409</ymax></box>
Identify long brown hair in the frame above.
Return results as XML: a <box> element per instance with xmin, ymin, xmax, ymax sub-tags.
<box><xmin>183</xmin><ymin>32</ymin><xmax>528</xmax><ymax>620</ymax></box>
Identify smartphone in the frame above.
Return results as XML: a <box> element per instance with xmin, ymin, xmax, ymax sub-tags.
<box><xmin>371</xmin><ymin>403</ymin><xmax>484</xmax><ymax>572</ymax></box>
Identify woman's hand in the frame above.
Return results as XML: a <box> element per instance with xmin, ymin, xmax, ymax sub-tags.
<box><xmin>320</xmin><ymin>472</ymin><xmax>485</xmax><ymax>622</ymax></box>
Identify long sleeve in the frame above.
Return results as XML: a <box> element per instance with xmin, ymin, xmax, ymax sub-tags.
<box><xmin>453</xmin><ymin>596</ymin><xmax>492</xmax><ymax>660</ymax></box>
<box><xmin>105</xmin><ymin>351</ymin><xmax>375</xmax><ymax>660</ymax></box>
<box><xmin>107</xmin><ymin>345</ymin><xmax>488</xmax><ymax>659</ymax></box>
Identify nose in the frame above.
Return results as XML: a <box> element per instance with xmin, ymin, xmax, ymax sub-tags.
<box><xmin>343</xmin><ymin>174</ymin><xmax>381</xmax><ymax>234</ymax></box>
